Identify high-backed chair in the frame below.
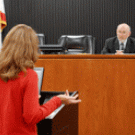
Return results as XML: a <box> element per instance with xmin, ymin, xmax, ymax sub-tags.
<box><xmin>58</xmin><ymin>35</ymin><xmax>95</xmax><ymax>54</ymax></box>
<box><xmin>37</xmin><ymin>33</ymin><xmax>45</xmax><ymax>45</ymax></box>
<box><xmin>38</xmin><ymin>37</ymin><xmax>66</xmax><ymax>54</ymax></box>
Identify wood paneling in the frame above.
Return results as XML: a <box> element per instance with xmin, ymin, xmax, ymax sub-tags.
<box><xmin>3</xmin><ymin>0</ymin><xmax>135</xmax><ymax>53</ymax></box>
<box><xmin>35</xmin><ymin>54</ymin><xmax>135</xmax><ymax>135</ymax></box>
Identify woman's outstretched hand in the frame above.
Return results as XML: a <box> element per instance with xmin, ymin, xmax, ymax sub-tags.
<box><xmin>57</xmin><ymin>90</ymin><xmax>81</xmax><ymax>105</ymax></box>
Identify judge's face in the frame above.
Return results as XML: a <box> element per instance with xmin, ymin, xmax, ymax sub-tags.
<box><xmin>116</xmin><ymin>25</ymin><xmax>131</xmax><ymax>43</ymax></box>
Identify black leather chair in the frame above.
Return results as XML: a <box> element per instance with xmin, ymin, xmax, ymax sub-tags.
<box><xmin>58</xmin><ymin>35</ymin><xmax>95</xmax><ymax>54</ymax></box>
<box><xmin>37</xmin><ymin>33</ymin><xmax>45</xmax><ymax>46</ymax></box>
<box><xmin>38</xmin><ymin>37</ymin><xmax>66</xmax><ymax>54</ymax></box>
<box><xmin>39</xmin><ymin>35</ymin><xmax>95</xmax><ymax>54</ymax></box>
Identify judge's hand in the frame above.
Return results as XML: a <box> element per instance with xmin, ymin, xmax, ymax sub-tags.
<box><xmin>57</xmin><ymin>90</ymin><xmax>81</xmax><ymax>105</ymax></box>
<box><xmin>115</xmin><ymin>50</ymin><xmax>124</xmax><ymax>55</ymax></box>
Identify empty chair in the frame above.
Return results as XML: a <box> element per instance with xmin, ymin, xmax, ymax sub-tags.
<box><xmin>58</xmin><ymin>35</ymin><xmax>95</xmax><ymax>54</ymax></box>
<box><xmin>36</xmin><ymin>33</ymin><xmax>45</xmax><ymax>46</ymax></box>
<box><xmin>38</xmin><ymin>36</ymin><xmax>66</xmax><ymax>54</ymax></box>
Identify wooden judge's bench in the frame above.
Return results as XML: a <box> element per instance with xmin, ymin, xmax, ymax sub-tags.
<box><xmin>35</xmin><ymin>54</ymin><xmax>135</xmax><ymax>135</ymax></box>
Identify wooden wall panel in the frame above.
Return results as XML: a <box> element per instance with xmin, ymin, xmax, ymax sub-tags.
<box><xmin>35</xmin><ymin>55</ymin><xmax>135</xmax><ymax>135</ymax></box>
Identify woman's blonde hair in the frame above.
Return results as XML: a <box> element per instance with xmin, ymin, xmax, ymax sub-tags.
<box><xmin>0</xmin><ymin>24</ymin><xmax>40</xmax><ymax>82</ymax></box>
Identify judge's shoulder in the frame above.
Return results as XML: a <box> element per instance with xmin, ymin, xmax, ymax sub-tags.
<box><xmin>129</xmin><ymin>37</ymin><xmax>135</xmax><ymax>42</ymax></box>
<box><xmin>105</xmin><ymin>37</ymin><xmax>118</xmax><ymax>43</ymax></box>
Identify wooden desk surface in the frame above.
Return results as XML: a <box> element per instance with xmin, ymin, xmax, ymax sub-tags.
<box><xmin>38</xmin><ymin>54</ymin><xmax>135</xmax><ymax>59</ymax></box>
<box><xmin>35</xmin><ymin>54</ymin><xmax>135</xmax><ymax>135</ymax></box>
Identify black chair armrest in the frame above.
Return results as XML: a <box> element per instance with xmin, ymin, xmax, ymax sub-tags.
<box><xmin>87</xmin><ymin>36</ymin><xmax>95</xmax><ymax>54</ymax></box>
<box><xmin>39</xmin><ymin>44</ymin><xmax>63</xmax><ymax>50</ymax></box>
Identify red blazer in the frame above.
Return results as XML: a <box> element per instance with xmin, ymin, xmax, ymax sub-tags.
<box><xmin>0</xmin><ymin>68</ymin><xmax>61</xmax><ymax>135</ymax></box>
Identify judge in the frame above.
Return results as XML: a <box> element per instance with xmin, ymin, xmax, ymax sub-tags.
<box><xmin>101</xmin><ymin>23</ymin><xmax>135</xmax><ymax>54</ymax></box>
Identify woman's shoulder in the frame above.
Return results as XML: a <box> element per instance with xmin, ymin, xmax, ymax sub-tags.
<box><xmin>26</xmin><ymin>68</ymin><xmax>37</xmax><ymax>77</ymax></box>
<box><xmin>19</xmin><ymin>68</ymin><xmax>37</xmax><ymax>78</ymax></box>
<box><xmin>27</xmin><ymin>68</ymin><xmax>36</xmax><ymax>73</ymax></box>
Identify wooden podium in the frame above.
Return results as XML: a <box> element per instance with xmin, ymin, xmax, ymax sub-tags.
<box><xmin>37</xmin><ymin>91</ymin><xmax>78</xmax><ymax>135</ymax></box>
<box><xmin>35</xmin><ymin>54</ymin><xmax>135</xmax><ymax>135</ymax></box>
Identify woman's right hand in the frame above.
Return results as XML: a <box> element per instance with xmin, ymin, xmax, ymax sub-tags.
<box><xmin>57</xmin><ymin>90</ymin><xmax>81</xmax><ymax>105</ymax></box>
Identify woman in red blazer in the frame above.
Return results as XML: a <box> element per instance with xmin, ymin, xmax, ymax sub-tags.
<box><xmin>0</xmin><ymin>24</ymin><xmax>81</xmax><ymax>135</ymax></box>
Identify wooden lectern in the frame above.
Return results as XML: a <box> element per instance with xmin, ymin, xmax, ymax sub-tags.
<box><xmin>37</xmin><ymin>91</ymin><xmax>78</xmax><ymax>135</ymax></box>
